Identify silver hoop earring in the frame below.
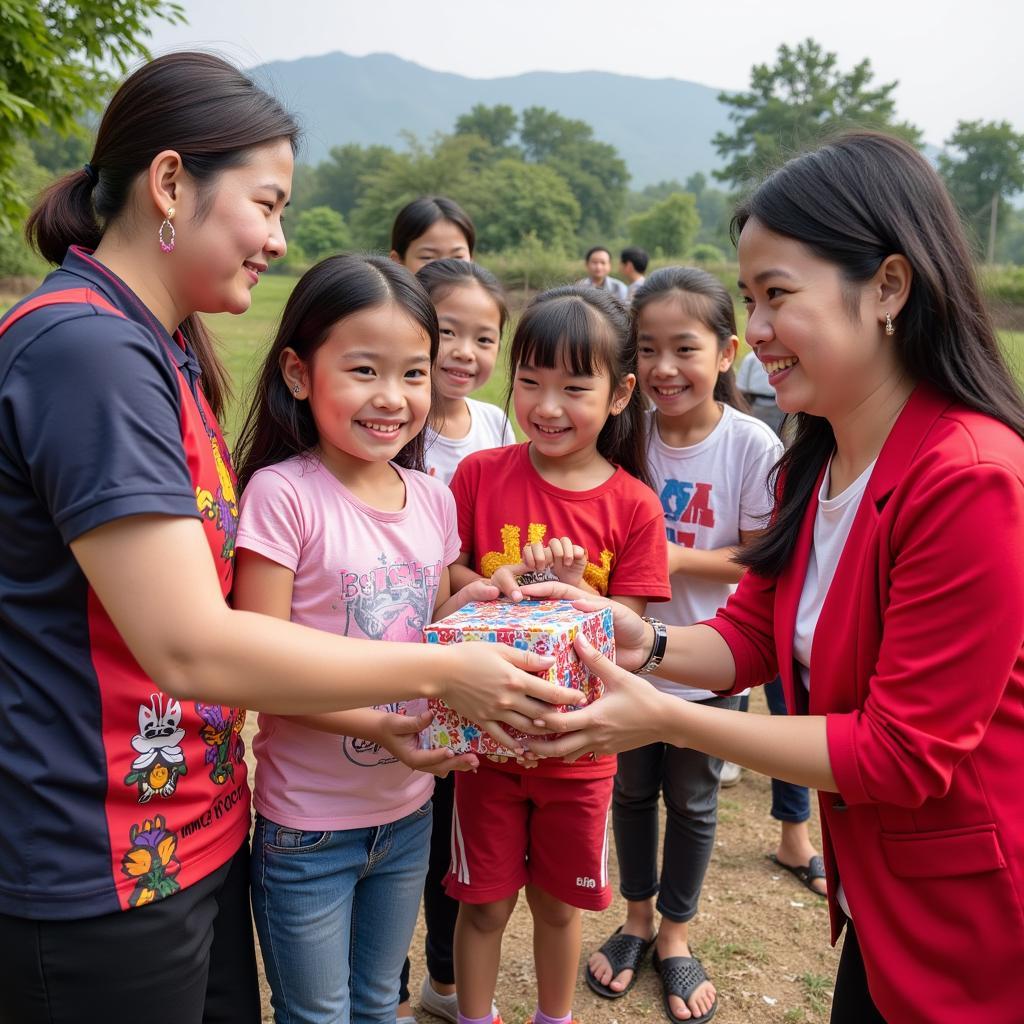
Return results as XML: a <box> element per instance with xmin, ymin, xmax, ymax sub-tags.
<box><xmin>884</xmin><ymin>312</ymin><xmax>895</xmax><ymax>336</ymax></box>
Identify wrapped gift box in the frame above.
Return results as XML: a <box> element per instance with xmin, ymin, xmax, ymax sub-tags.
<box><xmin>421</xmin><ymin>599</ymin><xmax>614</xmax><ymax>756</ymax></box>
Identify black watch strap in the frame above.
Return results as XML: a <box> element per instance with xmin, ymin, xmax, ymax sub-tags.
<box><xmin>638</xmin><ymin>616</ymin><xmax>668</xmax><ymax>674</ymax></box>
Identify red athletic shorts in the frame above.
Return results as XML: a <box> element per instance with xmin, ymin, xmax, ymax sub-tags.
<box><xmin>445</xmin><ymin>763</ymin><xmax>614</xmax><ymax>910</ymax></box>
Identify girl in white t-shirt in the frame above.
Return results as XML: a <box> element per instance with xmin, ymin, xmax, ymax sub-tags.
<box><xmin>231</xmin><ymin>254</ymin><xmax>499</xmax><ymax>1024</ymax></box>
<box><xmin>586</xmin><ymin>267</ymin><xmax>781</xmax><ymax>1023</ymax></box>
<box><xmin>416</xmin><ymin>259</ymin><xmax>516</xmax><ymax>485</ymax></box>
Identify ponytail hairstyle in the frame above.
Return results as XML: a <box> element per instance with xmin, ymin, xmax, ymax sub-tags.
<box><xmin>26</xmin><ymin>51</ymin><xmax>300</xmax><ymax>421</ymax></box>
<box><xmin>505</xmin><ymin>286</ymin><xmax>652</xmax><ymax>487</ymax></box>
<box><xmin>391</xmin><ymin>196</ymin><xmax>476</xmax><ymax>261</ymax></box>
<box><xmin>734</xmin><ymin>131</ymin><xmax>1024</xmax><ymax>578</ymax></box>
<box><xmin>631</xmin><ymin>266</ymin><xmax>748</xmax><ymax>412</ymax></box>
<box><xmin>233</xmin><ymin>254</ymin><xmax>440</xmax><ymax>491</ymax></box>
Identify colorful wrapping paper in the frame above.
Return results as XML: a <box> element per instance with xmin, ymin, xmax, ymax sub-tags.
<box><xmin>421</xmin><ymin>599</ymin><xmax>615</xmax><ymax>756</ymax></box>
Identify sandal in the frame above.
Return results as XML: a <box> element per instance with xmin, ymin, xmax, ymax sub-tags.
<box><xmin>653</xmin><ymin>951</ymin><xmax>717</xmax><ymax>1024</ymax></box>
<box><xmin>767</xmin><ymin>853</ymin><xmax>827</xmax><ymax>897</ymax></box>
<box><xmin>584</xmin><ymin>925</ymin><xmax>657</xmax><ymax>999</ymax></box>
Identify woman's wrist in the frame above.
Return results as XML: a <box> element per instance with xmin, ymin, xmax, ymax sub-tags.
<box><xmin>638</xmin><ymin>616</ymin><xmax>668</xmax><ymax>674</ymax></box>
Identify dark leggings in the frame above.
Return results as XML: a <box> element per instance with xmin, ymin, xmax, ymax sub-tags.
<box><xmin>0</xmin><ymin>842</ymin><xmax>259</xmax><ymax>1024</ymax></box>
<box><xmin>830</xmin><ymin>922</ymin><xmax>887</xmax><ymax>1023</ymax></box>
<box><xmin>399</xmin><ymin>772</ymin><xmax>459</xmax><ymax>1001</ymax></box>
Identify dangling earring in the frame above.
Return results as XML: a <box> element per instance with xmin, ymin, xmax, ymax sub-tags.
<box><xmin>884</xmin><ymin>312</ymin><xmax>895</xmax><ymax>336</ymax></box>
<box><xmin>159</xmin><ymin>207</ymin><xmax>175</xmax><ymax>254</ymax></box>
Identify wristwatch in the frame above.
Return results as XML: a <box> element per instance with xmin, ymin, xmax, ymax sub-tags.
<box><xmin>638</xmin><ymin>616</ymin><xmax>668</xmax><ymax>674</ymax></box>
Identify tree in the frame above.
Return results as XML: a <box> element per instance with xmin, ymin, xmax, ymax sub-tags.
<box><xmin>714</xmin><ymin>38</ymin><xmax>921</xmax><ymax>190</ymax></box>
<box><xmin>939</xmin><ymin>120</ymin><xmax>1024</xmax><ymax>263</ymax></box>
<box><xmin>465</xmin><ymin>159</ymin><xmax>580</xmax><ymax>253</ymax></box>
<box><xmin>348</xmin><ymin>133</ymin><xmax>480</xmax><ymax>248</ymax></box>
<box><xmin>308</xmin><ymin>143</ymin><xmax>395</xmax><ymax>218</ymax></box>
<box><xmin>455</xmin><ymin>104</ymin><xmax>519</xmax><ymax>151</ymax></box>
<box><xmin>0</xmin><ymin>0</ymin><xmax>184</xmax><ymax>230</ymax></box>
<box><xmin>290</xmin><ymin>206</ymin><xmax>352</xmax><ymax>264</ymax></box>
<box><xmin>627</xmin><ymin>192</ymin><xmax>700</xmax><ymax>257</ymax></box>
<box><xmin>520</xmin><ymin>107</ymin><xmax>629</xmax><ymax>236</ymax></box>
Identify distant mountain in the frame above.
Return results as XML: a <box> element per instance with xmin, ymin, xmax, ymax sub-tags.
<box><xmin>250</xmin><ymin>51</ymin><xmax>733</xmax><ymax>188</ymax></box>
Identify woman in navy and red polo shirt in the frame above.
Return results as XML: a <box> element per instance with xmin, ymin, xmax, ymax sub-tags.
<box><xmin>0</xmin><ymin>53</ymin><xmax>571</xmax><ymax>1024</ymax></box>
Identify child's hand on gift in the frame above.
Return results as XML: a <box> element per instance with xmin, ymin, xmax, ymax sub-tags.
<box><xmin>523</xmin><ymin>537</ymin><xmax>589</xmax><ymax>590</ymax></box>
<box><xmin>376</xmin><ymin>709</ymin><xmax>480</xmax><ymax>778</ymax></box>
<box><xmin>435</xmin><ymin>577</ymin><xmax>501</xmax><ymax>618</ymax></box>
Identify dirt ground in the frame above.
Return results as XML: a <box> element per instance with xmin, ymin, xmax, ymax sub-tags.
<box><xmin>245</xmin><ymin>687</ymin><xmax>841</xmax><ymax>1024</ymax></box>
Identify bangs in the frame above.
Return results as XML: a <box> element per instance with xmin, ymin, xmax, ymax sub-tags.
<box><xmin>512</xmin><ymin>296</ymin><xmax>615</xmax><ymax>378</ymax></box>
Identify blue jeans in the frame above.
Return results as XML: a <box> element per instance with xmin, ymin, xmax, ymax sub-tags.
<box><xmin>251</xmin><ymin>804</ymin><xmax>432</xmax><ymax>1024</ymax></box>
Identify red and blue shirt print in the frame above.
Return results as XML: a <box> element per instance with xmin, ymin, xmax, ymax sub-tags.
<box><xmin>0</xmin><ymin>247</ymin><xmax>248</xmax><ymax>918</ymax></box>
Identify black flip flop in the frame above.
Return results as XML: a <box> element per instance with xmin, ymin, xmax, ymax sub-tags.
<box><xmin>585</xmin><ymin>925</ymin><xmax>656</xmax><ymax>999</ymax></box>
<box><xmin>767</xmin><ymin>853</ymin><xmax>827</xmax><ymax>897</ymax></box>
<box><xmin>653</xmin><ymin>951</ymin><xmax>717</xmax><ymax>1024</ymax></box>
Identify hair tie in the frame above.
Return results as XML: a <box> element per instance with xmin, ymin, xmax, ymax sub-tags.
<box><xmin>82</xmin><ymin>163</ymin><xmax>99</xmax><ymax>186</ymax></box>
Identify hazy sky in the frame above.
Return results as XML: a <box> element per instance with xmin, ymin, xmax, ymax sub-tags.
<box><xmin>146</xmin><ymin>0</ymin><xmax>1021</xmax><ymax>146</ymax></box>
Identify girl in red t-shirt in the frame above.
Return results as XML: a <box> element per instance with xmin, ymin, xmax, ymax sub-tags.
<box><xmin>447</xmin><ymin>286</ymin><xmax>670</xmax><ymax>1024</ymax></box>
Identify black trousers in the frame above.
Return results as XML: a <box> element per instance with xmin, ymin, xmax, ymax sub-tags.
<box><xmin>831</xmin><ymin>922</ymin><xmax>887</xmax><ymax>1023</ymax></box>
<box><xmin>0</xmin><ymin>842</ymin><xmax>260</xmax><ymax>1024</ymax></box>
<box><xmin>399</xmin><ymin>772</ymin><xmax>459</xmax><ymax>1001</ymax></box>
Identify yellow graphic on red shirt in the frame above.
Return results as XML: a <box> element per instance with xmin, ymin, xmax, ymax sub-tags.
<box><xmin>481</xmin><ymin>523</ymin><xmax>614</xmax><ymax>595</ymax></box>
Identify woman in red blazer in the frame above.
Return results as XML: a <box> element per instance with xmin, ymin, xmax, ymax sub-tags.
<box><xmin>526</xmin><ymin>132</ymin><xmax>1024</xmax><ymax>1024</ymax></box>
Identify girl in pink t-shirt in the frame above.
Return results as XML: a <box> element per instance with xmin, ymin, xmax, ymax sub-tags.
<box><xmin>232</xmin><ymin>254</ymin><xmax>498</xmax><ymax>1024</ymax></box>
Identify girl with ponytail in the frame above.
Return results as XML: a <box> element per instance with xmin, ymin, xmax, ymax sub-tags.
<box><xmin>0</xmin><ymin>51</ymin><xmax>575</xmax><ymax>1024</ymax></box>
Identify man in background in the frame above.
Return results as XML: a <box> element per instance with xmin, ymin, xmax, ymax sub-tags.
<box><xmin>578</xmin><ymin>246</ymin><xmax>628</xmax><ymax>301</ymax></box>
<box><xmin>620</xmin><ymin>246</ymin><xmax>648</xmax><ymax>299</ymax></box>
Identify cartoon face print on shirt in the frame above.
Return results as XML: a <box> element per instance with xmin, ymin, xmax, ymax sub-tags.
<box><xmin>337</xmin><ymin>553</ymin><xmax>444</xmax><ymax>641</ymax></box>
<box><xmin>124</xmin><ymin>694</ymin><xmax>188</xmax><ymax>803</ymax></box>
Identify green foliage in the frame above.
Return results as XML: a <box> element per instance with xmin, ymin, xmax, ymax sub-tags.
<box><xmin>0</xmin><ymin>0</ymin><xmax>184</xmax><ymax>231</ymax></box>
<box><xmin>940</xmin><ymin>120</ymin><xmax>1024</xmax><ymax>263</ymax></box>
<box><xmin>290</xmin><ymin>206</ymin><xmax>351</xmax><ymax>264</ymax></box>
<box><xmin>307</xmin><ymin>142</ymin><xmax>394</xmax><ymax>218</ymax></box>
<box><xmin>466</xmin><ymin>160</ymin><xmax>579</xmax><ymax>253</ymax></box>
<box><xmin>980</xmin><ymin>264</ymin><xmax>1024</xmax><ymax>305</ymax></box>
<box><xmin>0</xmin><ymin>141</ymin><xmax>53</xmax><ymax>277</ymax></box>
<box><xmin>691</xmin><ymin>243</ymin><xmax>727</xmax><ymax>264</ymax></box>
<box><xmin>520</xmin><ymin>107</ymin><xmax>629</xmax><ymax>235</ymax></box>
<box><xmin>348</xmin><ymin>133</ymin><xmax>482</xmax><ymax>248</ymax></box>
<box><xmin>455</xmin><ymin>104</ymin><xmax>519</xmax><ymax>151</ymax></box>
<box><xmin>714</xmin><ymin>38</ymin><xmax>921</xmax><ymax>190</ymax></box>
<box><xmin>628</xmin><ymin>192</ymin><xmax>700</xmax><ymax>257</ymax></box>
<box><xmin>479</xmin><ymin>232</ymin><xmax>579</xmax><ymax>292</ymax></box>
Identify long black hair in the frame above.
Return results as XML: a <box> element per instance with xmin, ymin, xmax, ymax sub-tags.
<box><xmin>26</xmin><ymin>51</ymin><xmax>300</xmax><ymax>420</ymax></box>
<box><xmin>632</xmin><ymin>266</ymin><xmax>748</xmax><ymax>412</ymax></box>
<box><xmin>390</xmin><ymin>196</ymin><xmax>476</xmax><ymax>260</ymax></box>
<box><xmin>735</xmin><ymin>131</ymin><xmax>1024</xmax><ymax>578</ymax></box>
<box><xmin>505</xmin><ymin>286</ymin><xmax>652</xmax><ymax>487</ymax></box>
<box><xmin>233</xmin><ymin>254</ymin><xmax>440</xmax><ymax>490</ymax></box>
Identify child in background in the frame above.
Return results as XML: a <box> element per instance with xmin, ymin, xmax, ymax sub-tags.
<box><xmin>416</xmin><ymin>259</ymin><xmax>515</xmax><ymax>484</ymax></box>
<box><xmin>586</xmin><ymin>267</ymin><xmax>782</xmax><ymax>1024</ymax></box>
<box><xmin>231</xmin><ymin>254</ymin><xmax>496</xmax><ymax>1024</ymax></box>
<box><xmin>398</xmin><ymin>257</ymin><xmax>515</xmax><ymax>1024</ymax></box>
<box><xmin>391</xmin><ymin>195</ymin><xmax>475</xmax><ymax>273</ymax></box>
<box><xmin>448</xmin><ymin>285</ymin><xmax>671</xmax><ymax>1024</ymax></box>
